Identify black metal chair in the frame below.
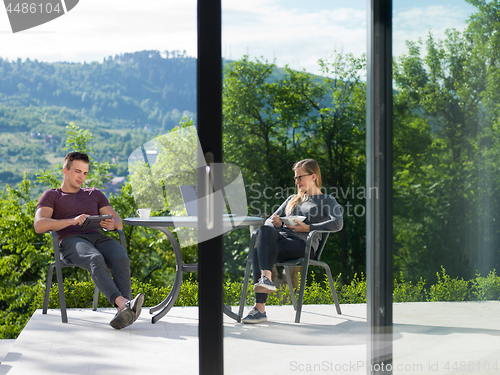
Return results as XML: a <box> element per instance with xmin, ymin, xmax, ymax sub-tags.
<box><xmin>238</xmin><ymin>228</ymin><xmax>342</xmax><ymax>323</ymax></box>
<box><xmin>42</xmin><ymin>229</ymin><xmax>127</xmax><ymax>323</ymax></box>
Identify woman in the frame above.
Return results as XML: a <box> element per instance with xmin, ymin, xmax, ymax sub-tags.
<box><xmin>242</xmin><ymin>158</ymin><xmax>343</xmax><ymax>323</ymax></box>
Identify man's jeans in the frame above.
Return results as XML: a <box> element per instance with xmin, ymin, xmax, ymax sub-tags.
<box><xmin>60</xmin><ymin>233</ymin><xmax>132</xmax><ymax>306</ymax></box>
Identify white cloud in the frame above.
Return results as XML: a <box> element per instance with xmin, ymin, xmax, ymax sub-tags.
<box><xmin>222</xmin><ymin>3</ymin><xmax>366</xmax><ymax>74</ymax></box>
<box><xmin>393</xmin><ymin>5</ymin><xmax>471</xmax><ymax>58</ymax></box>
<box><xmin>0</xmin><ymin>0</ymin><xmax>198</xmax><ymax>62</ymax></box>
<box><xmin>0</xmin><ymin>1</ymin><xmax>471</xmax><ymax>74</ymax></box>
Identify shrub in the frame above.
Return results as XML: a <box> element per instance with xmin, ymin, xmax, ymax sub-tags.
<box><xmin>427</xmin><ymin>267</ymin><xmax>469</xmax><ymax>302</ymax></box>
<box><xmin>0</xmin><ymin>283</ymin><xmax>43</xmax><ymax>339</ymax></box>
<box><xmin>6</xmin><ymin>268</ymin><xmax>500</xmax><ymax>340</ymax></box>
<box><xmin>471</xmin><ymin>270</ymin><xmax>500</xmax><ymax>301</ymax></box>
<box><xmin>223</xmin><ymin>280</ymin><xmax>245</xmax><ymax>306</ymax></box>
<box><xmin>340</xmin><ymin>273</ymin><xmax>366</xmax><ymax>304</ymax></box>
<box><xmin>301</xmin><ymin>272</ymin><xmax>342</xmax><ymax>305</ymax></box>
<box><xmin>393</xmin><ymin>273</ymin><xmax>426</xmax><ymax>302</ymax></box>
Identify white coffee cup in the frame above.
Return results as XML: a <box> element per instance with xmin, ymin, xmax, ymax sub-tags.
<box><xmin>136</xmin><ymin>208</ymin><xmax>151</xmax><ymax>219</ymax></box>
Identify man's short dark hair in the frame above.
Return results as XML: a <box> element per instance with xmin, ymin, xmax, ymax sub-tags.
<box><xmin>63</xmin><ymin>152</ymin><xmax>89</xmax><ymax>170</ymax></box>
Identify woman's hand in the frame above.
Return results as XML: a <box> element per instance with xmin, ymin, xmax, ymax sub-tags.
<box><xmin>289</xmin><ymin>220</ymin><xmax>310</xmax><ymax>233</ymax></box>
<box><xmin>270</xmin><ymin>214</ymin><xmax>283</xmax><ymax>228</ymax></box>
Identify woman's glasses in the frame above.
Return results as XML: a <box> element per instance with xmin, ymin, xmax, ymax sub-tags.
<box><xmin>294</xmin><ymin>173</ymin><xmax>312</xmax><ymax>182</ymax></box>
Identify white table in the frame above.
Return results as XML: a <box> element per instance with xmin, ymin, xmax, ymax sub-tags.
<box><xmin>124</xmin><ymin>216</ymin><xmax>264</xmax><ymax>323</ymax></box>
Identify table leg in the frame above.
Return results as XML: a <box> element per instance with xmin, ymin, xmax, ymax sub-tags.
<box><xmin>223</xmin><ymin>305</ymin><xmax>241</xmax><ymax>322</ymax></box>
<box><xmin>146</xmin><ymin>224</ymin><xmax>259</xmax><ymax>324</ymax></box>
<box><xmin>149</xmin><ymin>226</ymin><xmax>187</xmax><ymax>324</ymax></box>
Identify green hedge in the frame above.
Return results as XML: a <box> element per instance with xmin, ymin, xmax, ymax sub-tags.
<box><xmin>2</xmin><ymin>268</ymin><xmax>500</xmax><ymax>339</ymax></box>
<box><xmin>39</xmin><ymin>268</ymin><xmax>500</xmax><ymax>309</ymax></box>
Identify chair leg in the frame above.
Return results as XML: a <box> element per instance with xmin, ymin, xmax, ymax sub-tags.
<box><xmin>324</xmin><ymin>264</ymin><xmax>342</xmax><ymax>315</ymax></box>
<box><xmin>43</xmin><ymin>263</ymin><xmax>55</xmax><ymax>314</ymax></box>
<box><xmin>295</xmin><ymin>263</ymin><xmax>309</xmax><ymax>323</ymax></box>
<box><xmin>54</xmin><ymin>262</ymin><xmax>68</xmax><ymax>323</ymax></box>
<box><xmin>92</xmin><ymin>285</ymin><xmax>99</xmax><ymax>311</ymax></box>
<box><xmin>284</xmin><ymin>266</ymin><xmax>297</xmax><ymax>310</ymax></box>
<box><xmin>238</xmin><ymin>259</ymin><xmax>253</xmax><ymax>318</ymax></box>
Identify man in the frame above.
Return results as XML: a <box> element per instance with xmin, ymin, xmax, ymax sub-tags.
<box><xmin>34</xmin><ymin>151</ymin><xmax>144</xmax><ymax>330</ymax></box>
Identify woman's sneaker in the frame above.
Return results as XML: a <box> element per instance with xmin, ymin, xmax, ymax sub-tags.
<box><xmin>242</xmin><ymin>307</ymin><xmax>267</xmax><ymax>324</ymax></box>
<box><xmin>253</xmin><ymin>276</ymin><xmax>276</xmax><ymax>293</ymax></box>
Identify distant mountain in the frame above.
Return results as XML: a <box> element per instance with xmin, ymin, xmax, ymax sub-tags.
<box><xmin>0</xmin><ymin>50</ymin><xmax>198</xmax><ymax>189</ymax></box>
<box><xmin>0</xmin><ymin>50</ymin><xmax>197</xmax><ymax>129</ymax></box>
<box><xmin>0</xmin><ymin>50</ymin><xmax>285</xmax><ymax>189</ymax></box>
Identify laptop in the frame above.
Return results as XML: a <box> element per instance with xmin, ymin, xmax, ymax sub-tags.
<box><xmin>179</xmin><ymin>185</ymin><xmax>199</xmax><ymax>217</ymax></box>
<box><xmin>179</xmin><ymin>185</ymin><xmax>237</xmax><ymax>217</ymax></box>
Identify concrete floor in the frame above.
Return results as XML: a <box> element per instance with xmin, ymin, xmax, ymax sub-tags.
<box><xmin>1</xmin><ymin>301</ymin><xmax>499</xmax><ymax>375</ymax></box>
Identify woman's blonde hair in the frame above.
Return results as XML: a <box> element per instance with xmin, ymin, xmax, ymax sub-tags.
<box><xmin>285</xmin><ymin>159</ymin><xmax>322</xmax><ymax>216</ymax></box>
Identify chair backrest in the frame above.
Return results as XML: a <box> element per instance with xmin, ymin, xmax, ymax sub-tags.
<box><xmin>313</xmin><ymin>232</ymin><xmax>330</xmax><ymax>261</ymax></box>
<box><xmin>50</xmin><ymin>231</ymin><xmax>64</xmax><ymax>261</ymax></box>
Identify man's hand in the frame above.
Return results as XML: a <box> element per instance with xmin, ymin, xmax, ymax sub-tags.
<box><xmin>72</xmin><ymin>214</ymin><xmax>90</xmax><ymax>227</ymax></box>
<box><xmin>34</xmin><ymin>207</ymin><xmax>88</xmax><ymax>233</ymax></box>
<box><xmin>288</xmin><ymin>220</ymin><xmax>310</xmax><ymax>233</ymax></box>
<box><xmin>100</xmin><ymin>217</ymin><xmax>116</xmax><ymax>231</ymax></box>
<box><xmin>98</xmin><ymin>205</ymin><xmax>123</xmax><ymax>230</ymax></box>
<box><xmin>270</xmin><ymin>214</ymin><xmax>283</xmax><ymax>228</ymax></box>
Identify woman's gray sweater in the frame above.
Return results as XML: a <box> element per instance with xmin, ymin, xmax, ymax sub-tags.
<box><xmin>264</xmin><ymin>194</ymin><xmax>343</xmax><ymax>251</ymax></box>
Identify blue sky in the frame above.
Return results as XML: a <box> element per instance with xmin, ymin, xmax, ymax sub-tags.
<box><xmin>0</xmin><ymin>0</ymin><xmax>478</xmax><ymax>75</ymax></box>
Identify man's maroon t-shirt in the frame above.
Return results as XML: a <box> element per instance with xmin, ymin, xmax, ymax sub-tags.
<box><xmin>36</xmin><ymin>188</ymin><xmax>111</xmax><ymax>242</ymax></box>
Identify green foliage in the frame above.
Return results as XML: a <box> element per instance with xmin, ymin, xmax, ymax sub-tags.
<box><xmin>35</xmin><ymin>268</ymin><xmax>500</xmax><ymax>312</ymax></box>
<box><xmin>0</xmin><ymin>50</ymin><xmax>197</xmax><ymax>188</ymax></box>
<box><xmin>128</xmin><ymin>121</ymin><xmax>197</xmax><ymax>211</ymax></box>
<box><xmin>393</xmin><ymin>273</ymin><xmax>426</xmax><ymax>302</ymax></box>
<box><xmin>0</xmin><ymin>51</ymin><xmax>196</xmax><ymax>124</ymax></box>
<box><xmin>392</xmin><ymin>19</ymin><xmax>500</xmax><ymax>283</ymax></box>
<box><xmin>0</xmin><ymin>175</ymin><xmax>52</xmax><ymax>339</ymax></box>
<box><xmin>64</xmin><ymin>123</ymin><xmax>115</xmax><ymax>189</ymax></box>
<box><xmin>301</xmin><ymin>272</ymin><xmax>341</xmax><ymax>305</ymax></box>
<box><xmin>427</xmin><ymin>267</ymin><xmax>470</xmax><ymax>302</ymax></box>
<box><xmin>222</xmin><ymin>53</ymin><xmax>367</xmax><ymax>284</ymax></box>
<box><xmin>0</xmin><ymin>283</ymin><xmax>44</xmax><ymax>339</ymax></box>
<box><xmin>339</xmin><ymin>273</ymin><xmax>367</xmax><ymax>304</ymax></box>
<box><xmin>471</xmin><ymin>270</ymin><xmax>500</xmax><ymax>301</ymax></box>
<box><xmin>4</xmin><ymin>268</ymin><xmax>500</xmax><ymax>338</ymax></box>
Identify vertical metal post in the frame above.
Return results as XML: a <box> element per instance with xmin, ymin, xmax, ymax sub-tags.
<box><xmin>197</xmin><ymin>0</ymin><xmax>223</xmax><ymax>374</ymax></box>
<box><xmin>366</xmin><ymin>0</ymin><xmax>393</xmax><ymax>374</ymax></box>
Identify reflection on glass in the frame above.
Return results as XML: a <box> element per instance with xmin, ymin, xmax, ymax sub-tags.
<box><xmin>221</xmin><ymin>0</ymin><xmax>368</xmax><ymax>374</ymax></box>
<box><xmin>128</xmin><ymin>125</ymin><xmax>248</xmax><ymax>247</ymax></box>
<box><xmin>392</xmin><ymin>1</ymin><xmax>500</xmax><ymax>373</ymax></box>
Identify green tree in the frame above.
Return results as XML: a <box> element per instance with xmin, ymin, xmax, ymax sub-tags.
<box><xmin>393</xmin><ymin>26</ymin><xmax>496</xmax><ymax>282</ymax></box>
<box><xmin>464</xmin><ymin>0</ymin><xmax>500</xmax><ymax>276</ymax></box>
<box><xmin>223</xmin><ymin>56</ymin><xmax>302</xmax><ymax>214</ymax></box>
<box><xmin>222</xmin><ymin>54</ymin><xmax>367</xmax><ymax>283</ymax></box>
<box><xmin>283</xmin><ymin>52</ymin><xmax>367</xmax><ymax>280</ymax></box>
<box><xmin>0</xmin><ymin>176</ymin><xmax>51</xmax><ymax>338</ymax></box>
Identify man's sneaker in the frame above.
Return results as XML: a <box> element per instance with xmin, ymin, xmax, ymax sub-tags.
<box><xmin>253</xmin><ymin>276</ymin><xmax>276</xmax><ymax>293</ymax></box>
<box><xmin>127</xmin><ymin>293</ymin><xmax>145</xmax><ymax>322</ymax></box>
<box><xmin>242</xmin><ymin>307</ymin><xmax>267</xmax><ymax>324</ymax></box>
<box><xmin>109</xmin><ymin>307</ymin><xmax>135</xmax><ymax>330</ymax></box>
